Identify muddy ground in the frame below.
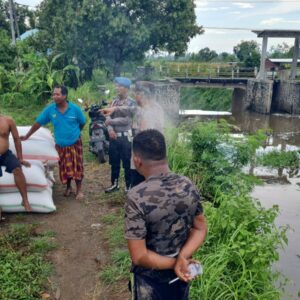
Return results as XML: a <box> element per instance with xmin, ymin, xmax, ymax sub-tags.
<box><xmin>2</xmin><ymin>162</ymin><xmax>131</xmax><ymax>300</ymax></box>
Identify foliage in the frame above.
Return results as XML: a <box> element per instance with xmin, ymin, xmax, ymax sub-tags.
<box><xmin>180</xmin><ymin>87</ymin><xmax>232</xmax><ymax>111</ymax></box>
<box><xmin>0</xmin><ymin>0</ymin><xmax>36</xmax><ymax>36</ymax></box>
<box><xmin>37</xmin><ymin>0</ymin><xmax>202</xmax><ymax>76</ymax></box>
<box><xmin>0</xmin><ymin>0</ymin><xmax>10</xmax><ymax>33</ymax></box>
<box><xmin>234</xmin><ymin>40</ymin><xmax>261</xmax><ymax>68</ymax></box>
<box><xmin>167</xmin><ymin>121</ymin><xmax>287</xmax><ymax>299</ymax></box>
<box><xmin>0</xmin><ymin>30</ymin><xmax>17</xmax><ymax>71</ymax></box>
<box><xmin>190</xmin><ymin>47</ymin><xmax>218</xmax><ymax>62</ymax></box>
<box><xmin>0</xmin><ymin>224</ymin><xmax>54</xmax><ymax>300</ymax></box>
<box><xmin>258</xmin><ymin>150</ymin><xmax>300</xmax><ymax>177</ymax></box>
<box><xmin>217</xmin><ymin>52</ymin><xmax>237</xmax><ymax>63</ymax></box>
<box><xmin>269</xmin><ymin>43</ymin><xmax>293</xmax><ymax>59</ymax></box>
<box><xmin>99</xmin><ymin>209</ymin><xmax>131</xmax><ymax>283</ymax></box>
<box><xmin>191</xmin><ymin>196</ymin><xmax>286</xmax><ymax>300</ymax></box>
<box><xmin>0</xmin><ymin>52</ymin><xmax>80</xmax><ymax>105</ymax></box>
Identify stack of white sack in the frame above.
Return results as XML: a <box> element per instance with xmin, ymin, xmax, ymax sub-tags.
<box><xmin>0</xmin><ymin>126</ymin><xmax>59</xmax><ymax>213</ymax></box>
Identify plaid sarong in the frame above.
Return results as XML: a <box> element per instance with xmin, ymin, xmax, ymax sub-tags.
<box><xmin>56</xmin><ymin>138</ymin><xmax>84</xmax><ymax>184</ymax></box>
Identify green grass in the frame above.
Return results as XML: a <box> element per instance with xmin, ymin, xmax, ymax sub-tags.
<box><xmin>99</xmin><ymin>209</ymin><xmax>131</xmax><ymax>284</ymax></box>
<box><xmin>0</xmin><ymin>224</ymin><xmax>56</xmax><ymax>300</ymax></box>
<box><xmin>180</xmin><ymin>87</ymin><xmax>232</xmax><ymax>111</ymax></box>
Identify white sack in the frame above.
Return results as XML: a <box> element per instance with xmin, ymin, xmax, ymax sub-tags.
<box><xmin>0</xmin><ymin>161</ymin><xmax>48</xmax><ymax>193</ymax></box>
<box><xmin>9</xmin><ymin>126</ymin><xmax>59</xmax><ymax>164</ymax></box>
<box><xmin>0</xmin><ymin>189</ymin><xmax>56</xmax><ymax>213</ymax></box>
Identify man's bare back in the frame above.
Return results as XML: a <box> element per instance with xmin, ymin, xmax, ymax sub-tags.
<box><xmin>0</xmin><ymin>115</ymin><xmax>11</xmax><ymax>155</ymax></box>
<box><xmin>0</xmin><ymin>115</ymin><xmax>32</xmax><ymax>212</ymax></box>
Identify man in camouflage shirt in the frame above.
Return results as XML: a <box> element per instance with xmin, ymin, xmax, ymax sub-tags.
<box><xmin>125</xmin><ymin>129</ymin><xmax>207</xmax><ymax>300</ymax></box>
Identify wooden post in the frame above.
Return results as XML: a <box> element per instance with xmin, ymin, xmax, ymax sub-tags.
<box><xmin>290</xmin><ymin>36</ymin><xmax>299</xmax><ymax>80</ymax></box>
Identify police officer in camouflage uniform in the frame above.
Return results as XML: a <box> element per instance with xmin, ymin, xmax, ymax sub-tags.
<box><xmin>125</xmin><ymin>129</ymin><xmax>207</xmax><ymax>300</ymax></box>
<box><xmin>105</xmin><ymin>77</ymin><xmax>136</xmax><ymax>193</ymax></box>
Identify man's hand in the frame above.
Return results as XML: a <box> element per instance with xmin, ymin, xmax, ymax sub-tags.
<box><xmin>100</xmin><ymin>107</ymin><xmax>116</xmax><ymax>116</ymax></box>
<box><xmin>20</xmin><ymin>159</ymin><xmax>31</xmax><ymax>168</ymax></box>
<box><xmin>174</xmin><ymin>255</ymin><xmax>195</xmax><ymax>283</ymax></box>
<box><xmin>108</xmin><ymin>130</ymin><xmax>117</xmax><ymax>140</ymax></box>
<box><xmin>19</xmin><ymin>135</ymin><xmax>28</xmax><ymax>141</ymax></box>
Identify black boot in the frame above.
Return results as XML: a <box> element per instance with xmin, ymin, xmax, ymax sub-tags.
<box><xmin>124</xmin><ymin>185</ymin><xmax>131</xmax><ymax>193</ymax></box>
<box><xmin>105</xmin><ymin>180</ymin><xmax>119</xmax><ymax>193</ymax></box>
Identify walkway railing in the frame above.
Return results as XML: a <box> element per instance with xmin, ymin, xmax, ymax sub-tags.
<box><xmin>155</xmin><ymin>65</ymin><xmax>257</xmax><ymax>79</ymax></box>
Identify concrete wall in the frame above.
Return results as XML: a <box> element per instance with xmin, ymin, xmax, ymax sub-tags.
<box><xmin>232</xmin><ymin>88</ymin><xmax>247</xmax><ymax>115</ymax></box>
<box><xmin>151</xmin><ymin>81</ymin><xmax>181</xmax><ymax>123</ymax></box>
<box><xmin>246</xmin><ymin>79</ymin><xmax>274</xmax><ymax>114</ymax></box>
<box><xmin>272</xmin><ymin>81</ymin><xmax>300</xmax><ymax>114</ymax></box>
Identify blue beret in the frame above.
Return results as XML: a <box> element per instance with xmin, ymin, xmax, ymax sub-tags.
<box><xmin>114</xmin><ymin>77</ymin><xmax>131</xmax><ymax>88</ymax></box>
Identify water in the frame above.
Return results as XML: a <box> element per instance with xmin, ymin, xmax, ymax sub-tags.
<box><xmin>229</xmin><ymin>107</ymin><xmax>300</xmax><ymax>299</ymax></box>
<box><xmin>180</xmin><ymin>103</ymin><xmax>300</xmax><ymax>298</ymax></box>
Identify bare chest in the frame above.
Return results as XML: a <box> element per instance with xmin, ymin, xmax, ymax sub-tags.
<box><xmin>0</xmin><ymin>118</ymin><xmax>10</xmax><ymax>138</ymax></box>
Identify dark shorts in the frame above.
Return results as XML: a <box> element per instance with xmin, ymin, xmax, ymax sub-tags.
<box><xmin>130</xmin><ymin>270</ymin><xmax>189</xmax><ymax>300</ymax></box>
<box><xmin>0</xmin><ymin>149</ymin><xmax>21</xmax><ymax>177</ymax></box>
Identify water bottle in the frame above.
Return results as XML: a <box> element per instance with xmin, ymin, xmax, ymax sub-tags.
<box><xmin>169</xmin><ymin>262</ymin><xmax>203</xmax><ymax>284</ymax></box>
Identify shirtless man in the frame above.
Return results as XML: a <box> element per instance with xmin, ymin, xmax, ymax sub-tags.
<box><xmin>0</xmin><ymin>115</ymin><xmax>32</xmax><ymax>215</ymax></box>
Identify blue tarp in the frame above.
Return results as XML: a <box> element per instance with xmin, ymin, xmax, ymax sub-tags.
<box><xmin>19</xmin><ymin>29</ymin><xmax>39</xmax><ymax>40</ymax></box>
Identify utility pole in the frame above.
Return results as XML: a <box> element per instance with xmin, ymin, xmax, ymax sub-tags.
<box><xmin>8</xmin><ymin>0</ymin><xmax>16</xmax><ymax>45</ymax></box>
<box><xmin>12</xmin><ymin>0</ymin><xmax>20</xmax><ymax>39</ymax></box>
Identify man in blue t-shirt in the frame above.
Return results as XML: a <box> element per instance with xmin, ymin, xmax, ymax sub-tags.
<box><xmin>21</xmin><ymin>85</ymin><xmax>86</xmax><ymax>200</ymax></box>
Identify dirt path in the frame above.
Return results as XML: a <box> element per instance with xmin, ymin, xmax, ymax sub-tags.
<box><xmin>3</xmin><ymin>162</ymin><xmax>131</xmax><ymax>300</ymax></box>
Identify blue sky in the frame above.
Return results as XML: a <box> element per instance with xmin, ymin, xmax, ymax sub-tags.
<box><xmin>17</xmin><ymin>0</ymin><xmax>300</xmax><ymax>54</ymax></box>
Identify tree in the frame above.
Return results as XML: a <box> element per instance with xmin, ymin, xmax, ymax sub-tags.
<box><xmin>0</xmin><ymin>0</ymin><xmax>9</xmax><ymax>33</ymax></box>
<box><xmin>269</xmin><ymin>43</ymin><xmax>293</xmax><ymax>58</ymax></box>
<box><xmin>195</xmin><ymin>47</ymin><xmax>218</xmax><ymax>62</ymax></box>
<box><xmin>217</xmin><ymin>52</ymin><xmax>237</xmax><ymax>63</ymax></box>
<box><xmin>0</xmin><ymin>29</ymin><xmax>17</xmax><ymax>70</ymax></box>
<box><xmin>37</xmin><ymin>0</ymin><xmax>202</xmax><ymax>77</ymax></box>
<box><xmin>234</xmin><ymin>40</ymin><xmax>261</xmax><ymax>67</ymax></box>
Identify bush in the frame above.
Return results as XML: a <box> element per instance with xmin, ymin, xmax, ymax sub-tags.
<box><xmin>167</xmin><ymin>120</ymin><xmax>287</xmax><ymax>299</ymax></box>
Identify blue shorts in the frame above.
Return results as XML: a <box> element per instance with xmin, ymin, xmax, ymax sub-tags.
<box><xmin>0</xmin><ymin>149</ymin><xmax>21</xmax><ymax>177</ymax></box>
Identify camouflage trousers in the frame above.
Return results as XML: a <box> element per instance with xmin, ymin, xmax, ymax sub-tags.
<box><xmin>130</xmin><ymin>272</ymin><xmax>189</xmax><ymax>300</ymax></box>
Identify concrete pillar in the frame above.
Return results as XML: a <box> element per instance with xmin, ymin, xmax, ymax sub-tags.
<box><xmin>290</xmin><ymin>37</ymin><xmax>299</xmax><ymax>80</ymax></box>
<box><xmin>258</xmin><ymin>36</ymin><xmax>268</xmax><ymax>80</ymax></box>
<box><xmin>246</xmin><ymin>79</ymin><xmax>273</xmax><ymax>114</ymax></box>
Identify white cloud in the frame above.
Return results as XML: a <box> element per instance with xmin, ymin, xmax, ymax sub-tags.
<box><xmin>267</xmin><ymin>0</ymin><xmax>300</xmax><ymax>14</ymax></box>
<box><xmin>205</xmin><ymin>29</ymin><xmax>227</xmax><ymax>35</ymax></box>
<box><xmin>261</xmin><ymin>18</ymin><xmax>284</xmax><ymax>26</ymax></box>
<box><xmin>233</xmin><ymin>2</ymin><xmax>254</xmax><ymax>9</ymax></box>
<box><xmin>194</xmin><ymin>0</ymin><xmax>209</xmax><ymax>8</ymax></box>
<box><xmin>196</xmin><ymin>6</ymin><xmax>229</xmax><ymax>12</ymax></box>
<box><xmin>229</xmin><ymin>11</ymin><xmax>241</xmax><ymax>15</ymax></box>
<box><xmin>261</xmin><ymin>17</ymin><xmax>300</xmax><ymax>26</ymax></box>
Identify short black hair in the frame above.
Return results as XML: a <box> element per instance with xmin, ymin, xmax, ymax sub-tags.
<box><xmin>54</xmin><ymin>85</ymin><xmax>68</xmax><ymax>96</ymax></box>
<box><xmin>133</xmin><ymin>129</ymin><xmax>166</xmax><ymax>161</ymax></box>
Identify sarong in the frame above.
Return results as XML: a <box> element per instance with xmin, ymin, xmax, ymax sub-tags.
<box><xmin>56</xmin><ymin>138</ymin><xmax>84</xmax><ymax>184</ymax></box>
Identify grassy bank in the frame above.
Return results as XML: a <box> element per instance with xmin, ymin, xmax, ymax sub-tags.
<box><xmin>0</xmin><ymin>224</ymin><xmax>56</xmax><ymax>300</ymax></box>
<box><xmin>180</xmin><ymin>87</ymin><xmax>232</xmax><ymax>111</ymax></box>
